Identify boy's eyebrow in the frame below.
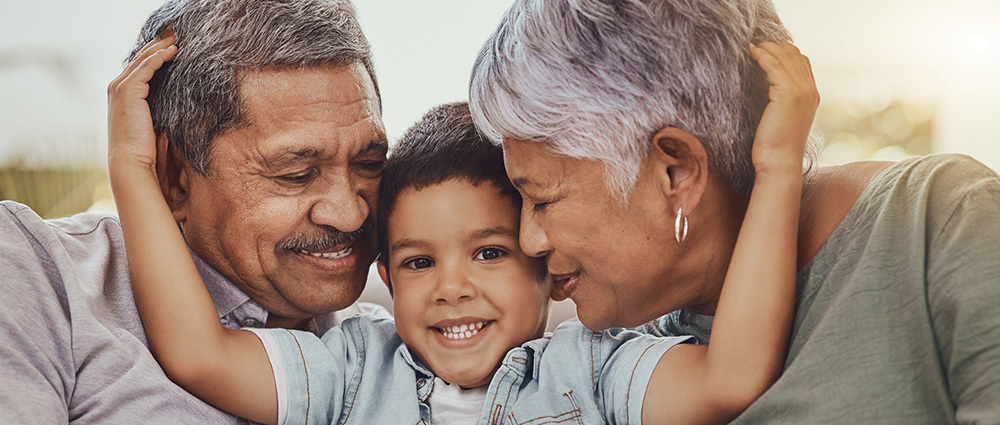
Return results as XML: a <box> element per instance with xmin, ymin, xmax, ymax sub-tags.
<box><xmin>390</xmin><ymin>238</ymin><xmax>431</xmax><ymax>254</ymax></box>
<box><xmin>468</xmin><ymin>226</ymin><xmax>518</xmax><ymax>241</ymax></box>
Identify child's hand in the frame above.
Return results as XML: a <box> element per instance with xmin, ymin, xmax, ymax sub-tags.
<box><xmin>748</xmin><ymin>41</ymin><xmax>819</xmax><ymax>176</ymax></box>
<box><xmin>107</xmin><ymin>32</ymin><xmax>177</xmax><ymax>174</ymax></box>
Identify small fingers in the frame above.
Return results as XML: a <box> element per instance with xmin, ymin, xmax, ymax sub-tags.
<box><xmin>750</xmin><ymin>41</ymin><xmax>818</xmax><ymax>107</ymax></box>
<box><xmin>126</xmin><ymin>34</ymin><xmax>177</xmax><ymax>75</ymax></box>
<box><xmin>752</xmin><ymin>41</ymin><xmax>814</xmax><ymax>83</ymax></box>
<box><xmin>113</xmin><ymin>45</ymin><xmax>178</xmax><ymax>100</ymax></box>
<box><xmin>110</xmin><ymin>32</ymin><xmax>177</xmax><ymax>93</ymax></box>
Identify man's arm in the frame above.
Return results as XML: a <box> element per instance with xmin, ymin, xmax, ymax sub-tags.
<box><xmin>107</xmin><ymin>33</ymin><xmax>277</xmax><ymax>424</ymax></box>
<box><xmin>642</xmin><ymin>42</ymin><xmax>818</xmax><ymax>424</ymax></box>
<box><xmin>0</xmin><ymin>204</ymin><xmax>73</xmax><ymax>423</ymax></box>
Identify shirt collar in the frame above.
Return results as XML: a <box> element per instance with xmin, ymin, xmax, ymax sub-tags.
<box><xmin>188</xmin><ymin>247</ymin><xmax>267</xmax><ymax>327</ymax></box>
<box><xmin>188</xmin><ymin>246</ymin><xmax>349</xmax><ymax>334</ymax></box>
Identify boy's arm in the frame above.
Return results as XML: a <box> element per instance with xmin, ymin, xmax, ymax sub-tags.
<box><xmin>108</xmin><ymin>34</ymin><xmax>278</xmax><ymax>425</ymax></box>
<box><xmin>642</xmin><ymin>42</ymin><xmax>818</xmax><ymax>425</ymax></box>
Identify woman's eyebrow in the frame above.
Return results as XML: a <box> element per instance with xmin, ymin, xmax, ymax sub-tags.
<box><xmin>357</xmin><ymin>140</ymin><xmax>389</xmax><ymax>157</ymax></box>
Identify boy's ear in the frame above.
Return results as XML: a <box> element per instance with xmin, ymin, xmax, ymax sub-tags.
<box><xmin>648</xmin><ymin>127</ymin><xmax>709</xmax><ymax>214</ymax></box>
<box><xmin>156</xmin><ymin>133</ymin><xmax>191</xmax><ymax>223</ymax></box>
<box><xmin>376</xmin><ymin>262</ymin><xmax>390</xmax><ymax>287</ymax></box>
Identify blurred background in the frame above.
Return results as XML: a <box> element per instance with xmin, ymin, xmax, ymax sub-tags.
<box><xmin>3</xmin><ymin>0</ymin><xmax>998</xmax><ymax>322</ymax></box>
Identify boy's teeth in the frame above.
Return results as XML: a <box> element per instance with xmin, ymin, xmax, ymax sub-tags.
<box><xmin>440</xmin><ymin>321</ymin><xmax>486</xmax><ymax>340</ymax></box>
<box><xmin>299</xmin><ymin>246</ymin><xmax>353</xmax><ymax>259</ymax></box>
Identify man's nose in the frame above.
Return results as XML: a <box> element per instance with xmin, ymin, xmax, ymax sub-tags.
<box><xmin>309</xmin><ymin>174</ymin><xmax>370</xmax><ymax>233</ymax></box>
<box><xmin>519</xmin><ymin>209</ymin><xmax>552</xmax><ymax>258</ymax></box>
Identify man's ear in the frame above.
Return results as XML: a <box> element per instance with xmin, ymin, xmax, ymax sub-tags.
<box><xmin>156</xmin><ymin>133</ymin><xmax>191</xmax><ymax>222</ymax></box>
<box><xmin>647</xmin><ymin>127</ymin><xmax>709</xmax><ymax>214</ymax></box>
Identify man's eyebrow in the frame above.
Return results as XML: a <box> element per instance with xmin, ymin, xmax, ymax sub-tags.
<box><xmin>266</xmin><ymin>148</ymin><xmax>320</xmax><ymax>169</ymax></box>
<box><xmin>468</xmin><ymin>226</ymin><xmax>518</xmax><ymax>242</ymax></box>
<box><xmin>390</xmin><ymin>238</ymin><xmax>431</xmax><ymax>254</ymax></box>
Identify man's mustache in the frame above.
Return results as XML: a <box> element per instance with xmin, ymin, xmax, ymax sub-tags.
<box><xmin>277</xmin><ymin>216</ymin><xmax>373</xmax><ymax>252</ymax></box>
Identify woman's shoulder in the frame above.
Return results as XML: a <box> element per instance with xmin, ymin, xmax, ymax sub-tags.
<box><xmin>797</xmin><ymin>154</ymin><xmax>998</xmax><ymax>268</ymax></box>
<box><xmin>797</xmin><ymin>160</ymin><xmax>894</xmax><ymax>268</ymax></box>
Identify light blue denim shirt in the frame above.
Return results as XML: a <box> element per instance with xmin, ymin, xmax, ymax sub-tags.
<box><xmin>249</xmin><ymin>315</ymin><xmax>691</xmax><ymax>424</ymax></box>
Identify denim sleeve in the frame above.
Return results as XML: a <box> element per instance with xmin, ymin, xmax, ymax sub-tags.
<box><xmin>247</xmin><ymin>327</ymin><xmax>356</xmax><ymax>425</ymax></box>
<box><xmin>595</xmin><ymin>328</ymin><xmax>692</xmax><ymax>424</ymax></box>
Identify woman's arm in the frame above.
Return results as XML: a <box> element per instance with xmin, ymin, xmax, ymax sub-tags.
<box><xmin>107</xmin><ymin>33</ymin><xmax>278</xmax><ymax>425</ymax></box>
<box><xmin>642</xmin><ymin>41</ymin><xmax>818</xmax><ymax>424</ymax></box>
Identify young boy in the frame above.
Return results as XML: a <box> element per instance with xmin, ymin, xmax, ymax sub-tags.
<box><xmin>110</xmin><ymin>35</ymin><xmax>815</xmax><ymax>424</ymax></box>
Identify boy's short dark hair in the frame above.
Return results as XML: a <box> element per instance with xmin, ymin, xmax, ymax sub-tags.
<box><xmin>377</xmin><ymin>102</ymin><xmax>522</xmax><ymax>283</ymax></box>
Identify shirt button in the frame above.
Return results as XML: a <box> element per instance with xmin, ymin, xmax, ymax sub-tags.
<box><xmin>417</xmin><ymin>379</ymin><xmax>426</xmax><ymax>388</ymax></box>
<box><xmin>240</xmin><ymin>318</ymin><xmax>263</xmax><ymax>328</ymax></box>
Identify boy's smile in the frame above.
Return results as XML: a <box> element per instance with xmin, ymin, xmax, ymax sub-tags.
<box><xmin>383</xmin><ymin>178</ymin><xmax>551</xmax><ymax>388</ymax></box>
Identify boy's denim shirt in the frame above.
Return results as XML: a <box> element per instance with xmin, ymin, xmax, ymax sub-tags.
<box><xmin>249</xmin><ymin>314</ymin><xmax>690</xmax><ymax>424</ymax></box>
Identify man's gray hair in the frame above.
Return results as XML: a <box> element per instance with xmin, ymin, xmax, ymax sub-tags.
<box><xmin>128</xmin><ymin>0</ymin><xmax>379</xmax><ymax>175</ymax></box>
<box><xmin>470</xmin><ymin>0</ymin><xmax>813</xmax><ymax>200</ymax></box>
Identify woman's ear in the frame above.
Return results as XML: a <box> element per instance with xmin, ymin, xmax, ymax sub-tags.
<box><xmin>157</xmin><ymin>134</ymin><xmax>191</xmax><ymax>223</ymax></box>
<box><xmin>647</xmin><ymin>127</ymin><xmax>709</xmax><ymax>213</ymax></box>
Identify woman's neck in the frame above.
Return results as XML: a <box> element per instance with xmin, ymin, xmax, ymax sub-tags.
<box><xmin>682</xmin><ymin>160</ymin><xmax>891</xmax><ymax>316</ymax></box>
<box><xmin>796</xmin><ymin>161</ymin><xmax>893</xmax><ymax>269</ymax></box>
<box><xmin>679</xmin><ymin>178</ymin><xmax>749</xmax><ymax>316</ymax></box>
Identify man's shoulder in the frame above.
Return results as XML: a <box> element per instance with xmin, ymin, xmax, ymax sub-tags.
<box><xmin>1</xmin><ymin>200</ymin><xmax>123</xmax><ymax>246</ymax></box>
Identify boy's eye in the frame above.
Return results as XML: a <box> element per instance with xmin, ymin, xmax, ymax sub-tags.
<box><xmin>475</xmin><ymin>247</ymin><xmax>506</xmax><ymax>261</ymax></box>
<box><xmin>403</xmin><ymin>257</ymin><xmax>434</xmax><ymax>270</ymax></box>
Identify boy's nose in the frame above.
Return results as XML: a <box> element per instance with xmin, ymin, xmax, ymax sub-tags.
<box><xmin>433</xmin><ymin>265</ymin><xmax>477</xmax><ymax>305</ymax></box>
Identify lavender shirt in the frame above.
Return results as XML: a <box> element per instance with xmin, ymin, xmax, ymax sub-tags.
<box><xmin>0</xmin><ymin>201</ymin><xmax>378</xmax><ymax>424</ymax></box>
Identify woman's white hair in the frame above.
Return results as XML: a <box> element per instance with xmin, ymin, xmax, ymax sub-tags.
<box><xmin>470</xmin><ymin>0</ymin><xmax>817</xmax><ymax>200</ymax></box>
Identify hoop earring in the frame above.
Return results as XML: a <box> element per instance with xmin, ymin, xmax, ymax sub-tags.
<box><xmin>675</xmin><ymin>207</ymin><xmax>688</xmax><ymax>243</ymax></box>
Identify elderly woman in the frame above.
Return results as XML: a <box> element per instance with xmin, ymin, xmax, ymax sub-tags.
<box><xmin>469</xmin><ymin>0</ymin><xmax>999</xmax><ymax>423</ymax></box>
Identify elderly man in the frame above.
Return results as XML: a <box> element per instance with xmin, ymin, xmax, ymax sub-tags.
<box><xmin>0</xmin><ymin>0</ymin><xmax>385</xmax><ymax>422</ymax></box>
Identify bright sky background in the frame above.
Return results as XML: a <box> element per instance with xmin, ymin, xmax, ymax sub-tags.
<box><xmin>2</xmin><ymin>0</ymin><xmax>999</xmax><ymax>171</ymax></box>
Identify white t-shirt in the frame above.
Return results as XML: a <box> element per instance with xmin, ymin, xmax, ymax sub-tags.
<box><xmin>427</xmin><ymin>378</ymin><xmax>488</xmax><ymax>424</ymax></box>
